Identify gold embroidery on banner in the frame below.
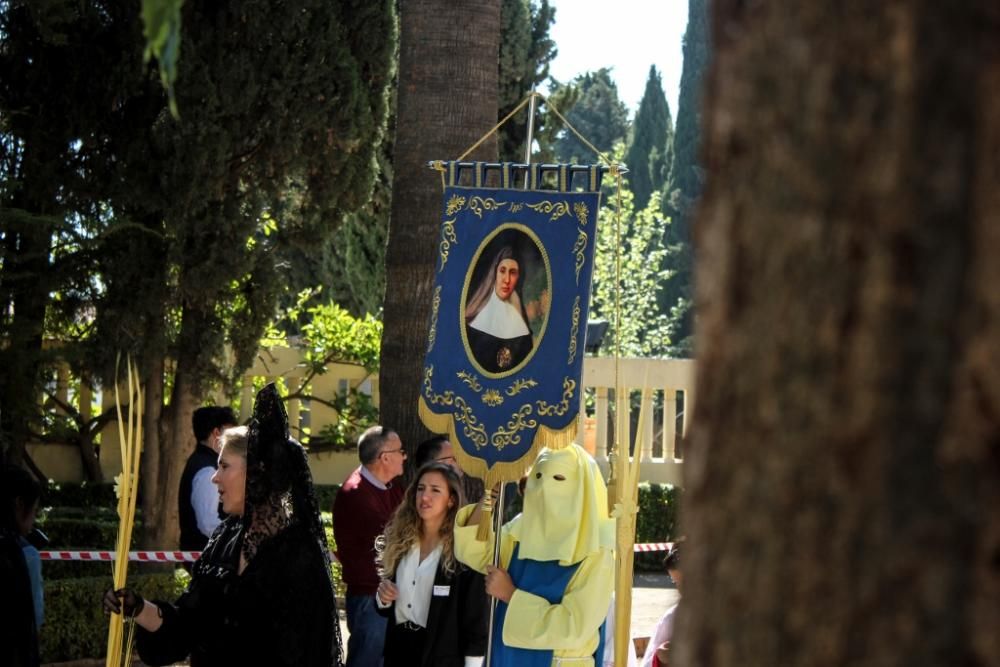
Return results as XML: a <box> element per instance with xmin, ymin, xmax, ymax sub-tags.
<box><xmin>525</xmin><ymin>200</ymin><xmax>571</xmax><ymax>222</ymax></box>
<box><xmin>446</xmin><ymin>195</ymin><xmax>466</xmax><ymax>216</ymax></box>
<box><xmin>453</xmin><ymin>397</ymin><xmax>489</xmax><ymax>450</ymax></box>
<box><xmin>482</xmin><ymin>389</ymin><xmax>504</xmax><ymax>407</ymax></box>
<box><xmin>468</xmin><ymin>196</ymin><xmax>509</xmax><ymax>218</ymax></box>
<box><xmin>572</xmin><ymin>229</ymin><xmax>588</xmax><ymax>285</ymax></box>
<box><xmin>573</xmin><ymin>202</ymin><xmax>589</xmax><ymax>226</ymax></box>
<box><xmin>438</xmin><ymin>219</ymin><xmax>457</xmax><ymax>272</ymax></box>
<box><xmin>423</xmin><ymin>366</ymin><xmax>488</xmax><ymax>450</ymax></box>
<box><xmin>426</xmin><ymin>287</ymin><xmax>442</xmax><ymax>354</ymax></box>
<box><xmin>567</xmin><ymin>297</ymin><xmax>581</xmax><ymax>365</ymax></box>
<box><xmin>491</xmin><ymin>405</ymin><xmax>539</xmax><ymax>451</ymax></box>
<box><xmin>505</xmin><ymin>378</ymin><xmax>538</xmax><ymax>396</ymax></box>
<box><xmin>509</xmin><ymin>202</ymin><xmax>524</xmax><ymax>213</ymax></box>
<box><xmin>536</xmin><ymin>378</ymin><xmax>576</xmax><ymax>417</ymax></box>
<box><xmin>457</xmin><ymin>371</ymin><xmax>483</xmax><ymax>392</ymax></box>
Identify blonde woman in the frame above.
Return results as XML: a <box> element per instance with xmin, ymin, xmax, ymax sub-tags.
<box><xmin>103</xmin><ymin>385</ymin><xmax>342</xmax><ymax>667</ymax></box>
<box><xmin>376</xmin><ymin>463</ymin><xmax>488</xmax><ymax>667</ymax></box>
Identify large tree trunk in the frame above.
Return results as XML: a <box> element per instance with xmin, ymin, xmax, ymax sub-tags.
<box><xmin>380</xmin><ymin>0</ymin><xmax>500</xmax><ymax>452</ymax></box>
<box><xmin>140</xmin><ymin>356</ymin><xmax>166</xmax><ymax>547</ymax></box>
<box><xmin>681</xmin><ymin>2</ymin><xmax>1000</xmax><ymax>666</ymax></box>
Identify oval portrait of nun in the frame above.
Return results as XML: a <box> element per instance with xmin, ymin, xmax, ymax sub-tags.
<box><xmin>462</xmin><ymin>225</ymin><xmax>550</xmax><ymax>377</ymax></box>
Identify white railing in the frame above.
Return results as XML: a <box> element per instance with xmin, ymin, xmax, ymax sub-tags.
<box><xmin>29</xmin><ymin>350</ymin><xmax>694</xmax><ymax>487</ymax></box>
<box><xmin>575</xmin><ymin>357</ymin><xmax>693</xmax><ymax>486</ymax></box>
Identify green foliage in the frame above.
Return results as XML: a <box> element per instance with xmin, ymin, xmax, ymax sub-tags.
<box><xmin>41</xmin><ymin>481</ymin><xmax>116</xmax><ymax>507</ymax></box>
<box><xmin>314</xmin><ymin>485</ymin><xmax>341</xmax><ymax>513</ymax></box>
<box><xmin>552</xmin><ymin>68</ymin><xmax>630</xmax><ymax>164</ymax></box>
<box><xmin>267</xmin><ymin>294</ymin><xmax>383</xmax><ymax>374</ymax></box>
<box><xmin>279</xmin><ymin>144</ymin><xmax>394</xmax><ymax>319</ymax></box>
<box><xmin>141</xmin><ymin>0</ymin><xmax>184</xmax><ymax>117</ymax></box>
<box><xmin>1</xmin><ymin>0</ymin><xmax>399</xmax><ymax>469</ymax></box>
<box><xmin>591</xmin><ymin>151</ymin><xmax>673</xmax><ymax>357</ymax></box>
<box><xmin>36</xmin><ymin>504</ymin><xmax>132</xmax><ymax>579</ymax></box>
<box><xmin>659</xmin><ymin>0</ymin><xmax>712</xmax><ymax>354</ymax></box>
<box><xmin>265</xmin><ymin>297</ymin><xmax>382</xmax><ymax>448</ymax></box>
<box><xmin>634</xmin><ymin>482</ymin><xmax>682</xmax><ymax>571</ymax></box>
<box><xmin>625</xmin><ymin>66</ymin><xmax>674</xmax><ymax>210</ymax></box>
<box><xmin>498</xmin><ymin>0</ymin><xmax>558</xmax><ymax>161</ymax></box>
<box><xmin>313</xmin><ymin>390</ymin><xmax>380</xmax><ymax>452</ymax></box>
<box><xmin>38</xmin><ymin>517</ymin><xmax>126</xmax><ymax>550</ymax></box>
<box><xmin>40</xmin><ymin>571</ymin><xmax>188</xmax><ymax>663</ymax></box>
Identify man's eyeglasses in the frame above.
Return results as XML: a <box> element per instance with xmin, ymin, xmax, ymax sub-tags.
<box><xmin>436</xmin><ymin>455</ymin><xmax>457</xmax><ymax>465</ymax></box>
<box><xmin>381</xmin><ymin>447</ymin><xmax>406</xmax><ymax>458</ymax></box>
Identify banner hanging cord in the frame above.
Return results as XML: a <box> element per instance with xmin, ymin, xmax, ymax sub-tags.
<box><xmin>613</xmin><ymin>167</ymin><xmax>623</xmax><ymax>454</ymax></box>
<box><xmin>441</xmin><ymin>91</ymin><xmax>617</xmax><ymax>167</ymax></box>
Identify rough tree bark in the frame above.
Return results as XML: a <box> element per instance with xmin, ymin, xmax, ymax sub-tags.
<box><xmin>380</xmin><ymin>0</ymin><xmax>500</xmax><ymax>452</ymax></box>
<box><xmin>680</xmin><ymin>2</ymin><xmax>1000</xmax><ymax>666</ymax></box>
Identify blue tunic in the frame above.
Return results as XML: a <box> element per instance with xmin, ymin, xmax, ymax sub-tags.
<box><xmin>490</xmin><ymin>544</ymin><xmax>605</xmax><ymax>667</ymax></box>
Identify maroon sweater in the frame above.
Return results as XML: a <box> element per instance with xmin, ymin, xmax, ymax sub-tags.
<box><xmin>332</xmin><ymin>467</ymin><xmax>404</xmax><ymax>596</ymax></box>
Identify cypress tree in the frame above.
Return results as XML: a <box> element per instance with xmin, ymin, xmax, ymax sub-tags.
<box><xmin>498</xmin><ymin>0</ymin><xmax>557</xmax><ymax>161</ymax></box>
<box><xmin>661</xmin><ymin>0</ymin><xmax>711</xmax><ymax>354</ymax></box>
<box><xmin>552</xmin><ymin>68</ymin><xmax>630</xmax><ymax>164</ymax></box>
<box><xmin>1</xmin><ymin>0</ymin><xmax>398</xmax><ymax>537</ymax></box>
<box><xmin>625</xmin><ymin>65</ymin><xmax>674</xmax><ymax>210</ymax></box>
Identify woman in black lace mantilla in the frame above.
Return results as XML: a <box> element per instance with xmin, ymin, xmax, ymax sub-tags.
<box><xmin>103</xmin><ymin>384</ymin><xmax>344</xmax><ymax>667</ymax></box>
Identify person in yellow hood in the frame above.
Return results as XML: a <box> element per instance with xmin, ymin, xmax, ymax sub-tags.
<box><xmin>454</xmin><ymin>444</ymin><xmax>615</xmax><ymax>667</ymax></box>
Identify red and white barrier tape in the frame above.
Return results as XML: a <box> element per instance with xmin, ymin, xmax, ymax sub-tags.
<box><xmin>40</xmin><ymin>551</ymin><xmax>201</xmax><ymax>563</ymax></box>
<box><xmin>41</xmin><ymin>542</ymin><xmax>673</xmax><ymax>563</ymax></box>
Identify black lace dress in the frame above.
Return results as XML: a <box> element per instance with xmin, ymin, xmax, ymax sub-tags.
<box><xmin>136</xmin><ymin>516</ymin><xmax>338</xmax><ymax>667</ymax></box>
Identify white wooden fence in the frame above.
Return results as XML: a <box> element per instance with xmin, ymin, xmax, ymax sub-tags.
<box><xmin>28</xmin><ymin>349</ymin><xmax>694</xmax><ymax>486</ymax></box>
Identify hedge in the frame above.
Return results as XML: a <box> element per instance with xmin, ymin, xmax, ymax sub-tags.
<box><xmin>634</xmin><ymin>482</ymin><xmax>682</xmax><ymax>571</ymax></box>
<box><xmin>40</xmin><ymin>570</ymin><xmax>188</xmax><ymax>663</ymax></box>
<box><xmin>313</xmin><ymin>484</ymin><xmax>340</xmax><ymax>512</ymax></box>
<box><xmin>42</xmin><ymin>480</ymin><xmax>117</xmax><ymax>507</ymax></box>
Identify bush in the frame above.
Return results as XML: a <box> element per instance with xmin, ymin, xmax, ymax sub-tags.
<box><xmin>39</xmin><ymin>517</ymin><xmax>130</xmax><ymax>549</ymax></box>
<box><xmin>38</xmin><ymin>511</ymin><xmax>143</xmax><ymax>580</ymax></box>
<box><xmin>40</xmin><ymin>570</ymin><xmax>188</xmax><ymax>663</ymax></box>
<box><xmin>313</xmin><ymin>484</ymin><xmax>340</xmax><ymax>512</ymax></box>
<box><xmin>634</xmin><ymin>482</ymin><xmax>682</xmax><ymax>571</ymax></box>
<box><xmin>42</xmin><ymin>481</ymin><xmax>117</xmax><ymax>507</ymax></box>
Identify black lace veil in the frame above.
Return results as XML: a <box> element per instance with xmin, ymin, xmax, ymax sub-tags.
<box><xmin>244</xmin><ymin>383</ymin><xmax>344</xmax><ymax>666</ymax></box>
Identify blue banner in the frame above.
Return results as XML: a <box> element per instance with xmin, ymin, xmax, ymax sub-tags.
<box><xmin>419</xmin><ymin>162</ymin><xmax>603</xmax><ymax>485</ymax></box>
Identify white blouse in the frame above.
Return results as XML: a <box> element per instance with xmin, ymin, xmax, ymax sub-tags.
<box><xmin>389</xmin><ymin>543</ymin><xmax>443</xmax><ymax>627</ymax></box>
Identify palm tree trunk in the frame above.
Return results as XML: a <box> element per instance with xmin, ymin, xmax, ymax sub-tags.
<box><xmin>380</xmin><ymin>0</ymin><xmax>501</xmax><ymax>452</ymax></box>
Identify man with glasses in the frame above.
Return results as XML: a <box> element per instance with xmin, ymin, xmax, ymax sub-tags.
<box><xmin>333</xmin><ymin>425</ymin><xmax>406</xmax><ymax>667</ymax></box>
<box><xmin>414</xmin><ymin>435</ymin><xmax>487</xmax><ymax>505</ymax></box>
<box><xmin>413</xmin><ymin>435</ymin><xmax>461</xmax><ymax>474</ymax></box>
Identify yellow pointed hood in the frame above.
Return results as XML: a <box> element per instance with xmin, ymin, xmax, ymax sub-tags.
<box><xmin>507</xmin><ymin>443</ymin><xmax>615</xmax><ymax>565</ymax></box>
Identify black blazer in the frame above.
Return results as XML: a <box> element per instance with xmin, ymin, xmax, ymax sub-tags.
<box><xmin>378</xmin><ymin>559</ymin><xmax>489</xmax><ymax>667</ymax></box>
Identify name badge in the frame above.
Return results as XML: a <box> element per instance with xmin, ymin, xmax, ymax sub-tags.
<box><xmin>433</xmin><ymin>585</ymin><xmax>451</xmax><ymax>597</ymax></box>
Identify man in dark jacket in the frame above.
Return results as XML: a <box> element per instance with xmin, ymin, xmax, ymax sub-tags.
<box><xmin>179</xmin><ymin>406</ymin><xmax>236</xmax><ymax>551</ymax></box>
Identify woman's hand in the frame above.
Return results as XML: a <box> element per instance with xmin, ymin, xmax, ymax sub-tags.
<box><xmin>377</xmin><ymin>579</ymin><xmax>399</xmax><ymax>605</ymax></box>
<box><xmin>102</xmin><ymin>588</ymin><xmax>144</xmax><ymax>618</ymax></box>
<box><xmin>655</xmin><ymin>640</ymin><xmax>670</xmax><ymax>665</ymax></box>
<box><xmin>484</xmin><ymin>565</ymin><xmax>515</xmax><ymax>603</ymax></box>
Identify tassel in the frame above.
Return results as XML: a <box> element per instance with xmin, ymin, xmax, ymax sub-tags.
<box><xmin>476</xmin><ymin>490</ymin><xmax>494</xmax><ymax>542</ymax></box>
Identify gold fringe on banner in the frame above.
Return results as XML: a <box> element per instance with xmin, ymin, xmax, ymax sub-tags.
<box><xmin>418</xmin><ymin>397</ymin><xmax>578</xmax><ymax>540</ymax></box>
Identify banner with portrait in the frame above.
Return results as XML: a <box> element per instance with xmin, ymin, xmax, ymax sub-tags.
<box><xmin>419</xmin><ymin>161</ymin><xmax>605</xmax><ymax>486</ymax></box>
